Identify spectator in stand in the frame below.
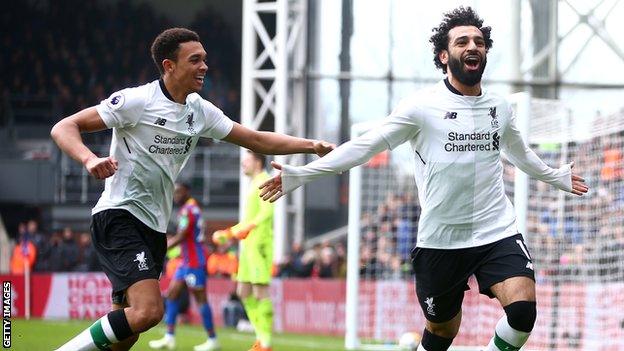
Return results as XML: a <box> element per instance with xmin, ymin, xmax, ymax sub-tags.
<box><xmin>3</xmin><ymin>1</ymin><xmax>240</xmax><ymax>127</ymax></box>
<box><xmin>317</xmin><ymin>246</ymin><xmax>337</xmax><ymax>278</ymax></box>
<box><xmin>601</xmin><ymin>134</ymin><xmax>622</xmax><ymax>182</ymax></box>
<box><xmin>47</xmin><ymin>230</ymin><xmax>65</xmax><ymax>272</ymax></box>
<box><xmin>207</xmin><ymin>243</ymin><xmax>238</xmax><ymax>278</ymax></box>
<box><xmin>277</xmin><ymin>242</ymin><xmax>310</xmax><ymax>278</ymax></box>
<box><xmin>25</xmin><ymin>220</ymin><xmax>50</xmax><ymax>272</ymax></box>
<box><xmin>76</xmin><ymin>231</ymin><xmax>100</xmax><ymax>272</ymax></box>
<box><xmin>58</xmin><ymin>227</ymin><xmax>80</xmax><ymax>272</ymax></box>
<box><xmin>359</xmin><ymin>243</ymin><xmax>378</xmax><ymax>277</ymax></box>
<box><xmin>10</xmin><ymin>223</ymin><xmax>37</xmax><ymax>275</ymax></box>
<box><xmin>334</xmin><ymin>241</ymin><xmax>348</xmax><ymax>278</ymax></box>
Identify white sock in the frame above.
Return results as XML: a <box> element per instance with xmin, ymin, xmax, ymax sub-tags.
<box><xmin>55</xmin><ymin>314</ymin><xmax>120</xmax><ymax>351</ymax></box>
<box><xmin>484</xmin><ymin>315</ymin><xmax>530</xmax><ymax>351</ymax></box>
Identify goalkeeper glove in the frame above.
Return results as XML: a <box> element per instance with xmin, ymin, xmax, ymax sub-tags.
<box><xmin>212</xmin><ymin>223</ymin><xmax>257</xmax><ymax>245</ymax></box>
<box><xmin>212</xmin><ymin>228</ymin><xmax>233</xmax><ymax>245</ymax></box>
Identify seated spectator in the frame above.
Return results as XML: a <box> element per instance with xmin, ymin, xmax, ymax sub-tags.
<box><xmin>223</xmin><ymin>292</ymin><xmax>247</xmax><ymax>328</ymax></box>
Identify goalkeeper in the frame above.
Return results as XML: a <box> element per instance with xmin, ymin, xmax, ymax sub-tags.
<box><xmin>213</xmin><ymin>150</ymin><xmax>274</xmax><ymax>351</ymax></box>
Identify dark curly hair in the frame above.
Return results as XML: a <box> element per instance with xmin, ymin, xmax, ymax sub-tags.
<box><xmin>429</xmin><ymin>7</ymin><xmax>493</xmax><ymax>73</ymax></box>
<box><xmin>151</xmin><ymin>28</ymin><xmax>201</xmax><ymax>75</ymax></box>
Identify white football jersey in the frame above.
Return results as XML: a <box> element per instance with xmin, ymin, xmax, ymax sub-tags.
<box><xmin>93</xmin><ymin>79</ymin><xmax>234</xmax><ymax>232</ymax></box>
<box><xmin>280</xmin><ymin>80</ymin><xmax>571</xmax><ymax>249</ymax></box>
<box><xmin>379</xmin><ymin>81</ymin><xmax>521</xmax><ymax>248</ymax></box>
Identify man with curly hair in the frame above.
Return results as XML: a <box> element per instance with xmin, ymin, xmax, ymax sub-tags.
<box><xmin>257</xmin><ymin>7</ymin><xmax>589</xmax><ymax>351</ymax></box>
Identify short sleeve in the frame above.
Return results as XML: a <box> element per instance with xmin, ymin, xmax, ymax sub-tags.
<box><xmin>199</xmin><ymin>99</ymin><xmax>234</xmax><ymax>140</ymax></box>
<box><xmin>378</xmin><ymin>98</ymin><xmax>423</xmax><ymax>149</ymax></box>
<box><xmin>177</xmin><ymin>208</ymin><xmax>190</xmax><ymax>233</ymax></box>
<box><xmin>95</xmin><ymin>87</ymin><xmax>147</xmax><ymax>128</ymax></box>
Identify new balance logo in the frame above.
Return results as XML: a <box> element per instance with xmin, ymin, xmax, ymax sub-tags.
<box><xmin>444</xmin><ymin>112</ymin><xmax>457</xmax><ymax>120</ymax></box>
<box><xmin>154</xmin><ymin>118</ymin><xmax>167</xmax><ymax>126</ymax></box>
<box><xmin>425</xmin><ymin>297</ymin><xmax>436</xmax><ymax>316</ymax></box>
<box><xmin>134</xmin><ymin>251</ymin><xmax>149</xmax><ymax>271</ymax></box>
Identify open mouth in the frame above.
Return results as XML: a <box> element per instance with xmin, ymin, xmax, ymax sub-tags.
<box><xmin>463</xmin><ymin>55</ymin><xmax>481</xmax><ymax>71</ymax></box>
<box><xmin>195</xmin><ymin>76</ymin><xmax>205</xmax><ymax>84</ymax></box>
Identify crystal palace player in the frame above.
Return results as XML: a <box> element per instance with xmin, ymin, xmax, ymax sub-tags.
<box><xmin>258</xmin><ymin>7</ymin><xmax>589</xmax><ymax>351</ymax></box>
<box><xmin>51</xmin><ymin>28</ymin><xmax>333</xmax><ymax>351</ymax></box>
<box><xmin>149</xmin><ymin>182</ymin><xmax>219</xmax><ymax>351</ymax></box>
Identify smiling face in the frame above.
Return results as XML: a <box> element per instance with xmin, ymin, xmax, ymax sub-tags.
<box><xmin>164</xmin><ymin>41</ymin><xmax>208</xmax><ymax>94</ymax></box>
<box><xmin>439</xmin><ymin>25</ymin><xmax>487</xmax><ymax>86</ymax></box>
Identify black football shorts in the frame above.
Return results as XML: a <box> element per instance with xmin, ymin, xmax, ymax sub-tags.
<box><xmin>91</xmin><ymin>209</ymin><xmax>167</xmax><ymax>305</ymax></box>
<box><xmin>411</xmin><ymin>233</ymin><xmax>535</xmax><ymax>323</ymax></box>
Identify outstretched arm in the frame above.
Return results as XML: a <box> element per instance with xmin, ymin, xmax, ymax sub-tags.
<box><xmin>502</xmin><ymin>116</ymin><xmax>588</xmax><ymax>196</ymax></box>
<box><xmin>50</xmin><ymin>107</ymin><xmax>118</xmax><ymax>179</ymax></box>
<box><xmin>259</xmin><ymin>129</ymin><xmax>391</xmax><ymax>202</ymax></box>
<box><xmin>223</xmin><ymin>123</ymin><xmax>334</xmax><ymax>157</ymax></box>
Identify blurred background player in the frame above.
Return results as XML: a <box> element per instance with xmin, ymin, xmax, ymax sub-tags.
<box><xmin>213</xmin><ymin>150</ymin><xmax>274</xmax><ymax>351</ymax></box>
<box><xmin>149</xmin><ymin>182</ymin><xmax>219</xmax><ymax>351</ymax></box>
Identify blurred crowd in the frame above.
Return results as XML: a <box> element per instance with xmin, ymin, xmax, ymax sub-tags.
<box><xmin>7</xmin><ymin>139</ymin><xmax>622</xmax><ymax>347</ymax></box>
<box><xmin>525</xmin><ymin>133</ymin><xmax>624</xmax><ymax>283</ymax></box>
<box><xmin>357</xmin><ymin>192</ymin><xmax>420</xmax><ymax>280</ymax></box>
<box><xmin>9</xmin><ymin>130</ymin><xmax>624</xmax><ymax>282</ymax></box>
<box><xmin>1</xmin><ymin>0</ymin><xmax>240</xmax><ymax>126</ymax></box>
<box><xmin>277</xmin><ymin>241</ymin><xmax>348</xmax><ymax>279</ymax></box>
<box><xmin>10</xmin><ymin>219</ymin><xmax>99</xmax><ymax>274</ymax></box>
<box><xmin>9</xmin><ymin>218</ymin><xmax>353</xmax><ymax>280</ymax></box>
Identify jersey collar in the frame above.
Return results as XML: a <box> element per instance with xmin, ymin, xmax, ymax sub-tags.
<box><xmin>444</xmin><ymin>77</ymin><xmax>482</xmax><ymax>97</ymax></box>
<box><xmin>159</xmin><ymin>78</ymin><xmax>178</xmax><ymax>103</ymax></box>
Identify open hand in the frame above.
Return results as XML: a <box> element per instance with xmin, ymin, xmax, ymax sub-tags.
<box><xmin>313</xmin><ymin>140</ymin><xmax>335</xmax><ymax>157</ymax></box>
<box><xmin>85</xmin><ymin>155</ymin><xmax>118</xmax><ymax>179</ymax></box>
<box><xmin>570</xmin><ymin>162</ymin><xmax>589</xmax><ymax>196</ymax></box>
<box><xmin>259</xmin><ymin>161</ymin><xmax>285</xmax><ymax>202</ymax></box>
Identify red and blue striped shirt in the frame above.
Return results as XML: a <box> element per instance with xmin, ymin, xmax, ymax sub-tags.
<box><xmin>177</xmin><ymin>198</ymin><xmax>206</xmax><ymax>268</ymax></box>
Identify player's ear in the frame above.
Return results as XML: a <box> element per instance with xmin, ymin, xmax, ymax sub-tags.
<box><xmin>439</xmin><ymin>50</ymin><xmax>448</xmax><ymax>65</ymax></box>
<box><xmin>162</xmin><ymin>59</ymin><xmax>175</xmax><ymax>73</ymax></box>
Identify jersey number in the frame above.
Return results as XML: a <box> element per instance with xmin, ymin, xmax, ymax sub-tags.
<box><xmin>516</xmin><ymin>239</ymin><xmax>532</xmax><ymax>260</ymax></box>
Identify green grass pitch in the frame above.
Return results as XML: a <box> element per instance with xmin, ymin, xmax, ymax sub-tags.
<box><xmin>9</xmin><ymin>318</ymin><xmax>352</xmax><ymax>351</ymax></box>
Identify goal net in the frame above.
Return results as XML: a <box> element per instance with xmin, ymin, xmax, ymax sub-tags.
<box><xmin>345</xmin><ymin>93</ymin><xmax>624</xmax><ymax>350</ymax></box>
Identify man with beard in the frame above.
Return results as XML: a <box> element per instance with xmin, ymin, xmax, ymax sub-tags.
<box><xmin>257</xmin><ymin>7</ymin><xmax>589</xmax><ymax>351</ymax></box>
